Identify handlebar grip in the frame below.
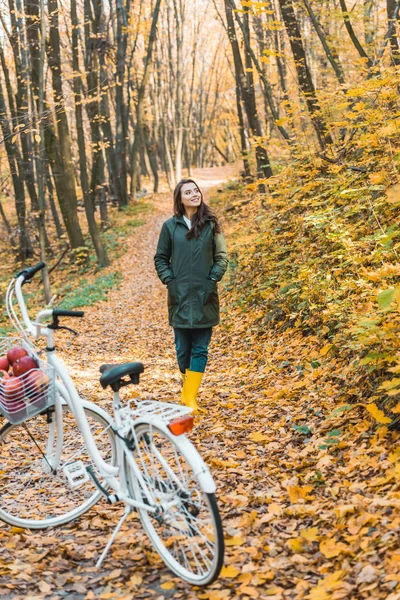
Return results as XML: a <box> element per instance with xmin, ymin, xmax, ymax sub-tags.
<box><xmin>16</xmin><ymin>261</ymin><xmax>46</xmax><ymax>282</ymax></box>
<box><xmin>53</xmin><ymin>308</ymin><xmax>84</xmax><ymax>318</ymax></box>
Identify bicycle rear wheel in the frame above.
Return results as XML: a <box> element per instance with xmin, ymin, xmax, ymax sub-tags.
<box><xmin>0</xmin><ymin>400</ymin><xmax>116</xmax><ymax>529</ymax></box>
<box><xmin>126</xmin><ymin>423</ymin><xmax>224</xmax><ymax>586</ymax></box>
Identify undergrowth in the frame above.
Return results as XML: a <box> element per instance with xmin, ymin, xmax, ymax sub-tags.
<box><xmin>213</xmin><ymin>72</ymin><xmax>400</xmax><ymax>428</ymax></box>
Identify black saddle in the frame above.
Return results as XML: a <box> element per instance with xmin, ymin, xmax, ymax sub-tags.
<box><xmin>99</xmin><ymin>362</ymin><xmax>144</xmax><ymax>391</ymax></box>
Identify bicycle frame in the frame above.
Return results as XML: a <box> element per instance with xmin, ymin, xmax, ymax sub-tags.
<box><xmin>6</xmin><ymin>275</ymin><xmax>216</xmax><ymax>518</ymax></box>
<box><xmin>6</xmin><ymin>276</ymin><xmax>159</xmax><ymax>512</ymax></box>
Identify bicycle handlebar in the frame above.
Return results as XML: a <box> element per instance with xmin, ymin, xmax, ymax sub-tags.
<box><xmin>53</xmin><ymin>308</ymin><xmax>84</xmax><ymax>318</ymax></box>
<box><xmin>16</xmin><ymin>261</ymin><xmax>46</xmax><ymax>283</ymax></box>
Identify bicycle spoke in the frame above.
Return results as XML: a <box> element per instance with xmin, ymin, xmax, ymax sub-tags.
<box><xmin>128</xmin><ymin>423</ymin><xmax>223</xmax><ymax>584</ymax></box>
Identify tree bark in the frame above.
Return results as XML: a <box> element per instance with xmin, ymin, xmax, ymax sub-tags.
<box><xmin>387</xmin><ymin>0</ymin><xmax>400</xmax><ymax>65</ymax></box>
<box><xmin>0</xmin><ymin>78</ymin><xmax>33</xmax><ymax>260</ymax></box>
<box><xmin>130</xmin><ymin>0</ymin><xmax>162</xmax><ymax>199</ymax></box>
<box><xmin>278</xmin><ymin>0</ymin><xmax>333</xmax><ymax>150</ymax></box>
<box><xmin>224</xmin><ymin>0</ymin><xmax>272</xmax><ymax>180</ymax></box>
<box><xmin>339</xmin><ymin>0</ymin><xmax>373</xmax><ymax>69</ymax></box>
<box><xmin>71</xmin><ymin>0</ymin><xmax>109</xmax><ymax>267</ymax></box>
<box><xmin>47</xmin><ymin>0</ymin><xmax>86</xmax><ymax>255</ymax></box>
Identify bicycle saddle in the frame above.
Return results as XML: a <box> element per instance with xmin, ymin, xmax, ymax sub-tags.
<box><xmin>99</xmin><ymin>362</ymin><xmax>144</xmax><ymax>391</ymax></box>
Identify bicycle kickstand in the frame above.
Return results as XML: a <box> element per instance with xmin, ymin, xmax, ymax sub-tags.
<box><xmin>96</xmin><ymin>506</ymin><xmax>131</xmax><ymax>568</ymax></box>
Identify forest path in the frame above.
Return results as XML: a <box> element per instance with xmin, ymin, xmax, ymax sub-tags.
<box><xmin>0</xmin><ymin>164</ymin><xmax>249</xmax><ymax>600</ymax></box>
<box><xmin>2</xmin><ymin>164</ymin><xmax>396</xmax><ymax>600</ymax></box>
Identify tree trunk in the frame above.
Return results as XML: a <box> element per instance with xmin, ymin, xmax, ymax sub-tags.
<box><xmin>71</xmin><ymin>0</ymin><xmax>109</xmax><ymax>267</ymax></box>
<box><xmin>339</xmin><ymin>0</ymin><xmax>373</xmax><ymax>69</ymax></box>
<box><xmin>47</xmin><ymin>0</ymin><xmax>86</xmax><ymax>255</ymax></box>
<box><xmin>130</xmin><ymin>0</ymin><xmax>162</xmax><ymax>199</ymax></box>
<box><xmin>278</xmin><ymin>0</ymin><xmax>334</xmax><ymax>150</ymax></box>
<box><xmin>387</xmin><ymin>0</ymin><xmax>400</xmax><ymax>65</ymax></box>
<box><xmin>115</xmin><ymin>0</ymin><xmax>129</xmax><ymax>206</ymax></box>
<box><xmin>0</xmin><ymin>78</ymin><xmax>33</xmax><ymax>260</ymax></box>
<box><xmin>224</xmin><ymin>0</ymin><xmax>272</xmax><ymax>180</ymax></box>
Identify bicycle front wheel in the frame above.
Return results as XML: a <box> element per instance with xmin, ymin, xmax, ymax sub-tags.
<box><xmin>126</xmin><ymin>423</ymin><xmax>224</xmax><ymax>586</ymax></box>
<box><xmin>0</xmin><ymin>402</ymin><xmax>116</xmax><ymax>529</ymax></box>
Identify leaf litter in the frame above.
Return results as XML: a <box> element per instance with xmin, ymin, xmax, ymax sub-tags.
<box><xmin>0</xmin><ymin>165</ymin><xmax>399</xmax><ymax>599</ymax></box>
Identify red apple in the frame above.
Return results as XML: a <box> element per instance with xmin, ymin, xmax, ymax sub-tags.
<box><xmin>24</xmin><ymin>370</ymin><xmax>50</xmax><ymax>403</ymax></box>
<box><xmin>7</xmin><ymin>347</ymin><xmax>28</xmax><ymax>365</ymax></box>
<box><xmin>1</xmin><ymin>376</ymin><xmax>25</xmax><ymax>409</ymax></box>
<box><xmin>0</xmin><ymin>356</ymin><xmax>9</xmax><ymax>371</ymax></box>
<box><xmin>13</xmin><ymin>356</ymin><xmax>38</xmax><ymax>377</ymax></box>
<box><xmin>0</xmin><ymin>369</ymin><xmax>10</xmax><ymax>381</ymax></box>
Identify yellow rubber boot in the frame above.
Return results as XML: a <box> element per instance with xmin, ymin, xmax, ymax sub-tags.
<box><xmin>182</xmin><ymin>370</ymin><xmax>205</xmax><ymax>414</ymax></box>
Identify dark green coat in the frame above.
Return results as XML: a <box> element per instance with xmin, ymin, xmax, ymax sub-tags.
<box><xmin>154</xmin><ymin>215</ymin><xmax>228</xmax><ymax>328</ymax></box>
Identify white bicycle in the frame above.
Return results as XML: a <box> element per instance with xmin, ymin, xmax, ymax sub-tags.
<box><xmin>0</xmin><ymin>262</ymin><xmax>224</xmax><ymax>586</ymax></box>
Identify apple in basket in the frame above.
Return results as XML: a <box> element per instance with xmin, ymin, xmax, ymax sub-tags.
<box><xmin>0</xmin><ymin>356</ymin><xmax>9</xmax><ymax>371</ymax></box>
<box><xmin>7</xmin><ymin>347</ymin><xmax>28</xmax><ymax>366</ymax></box>
<box><xmin>13</xmin><ymin>356</ymin><xmax>38</xmax><ymax>377</ymax></box>
<box><xmin>24</xmin><ymin>370</ymin><xmax>50</xmax><ymax>404</ymax></box>
<box><xmin>0</xmin><ymin>375</ymin><xmax>25</xmax><ymax>411</ymax></box>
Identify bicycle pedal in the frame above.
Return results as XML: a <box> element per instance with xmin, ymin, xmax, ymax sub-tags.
<box><xmin>63</xmin><ymin>461</ymin><xmax>90</xmax><ymax>489</ymax></box>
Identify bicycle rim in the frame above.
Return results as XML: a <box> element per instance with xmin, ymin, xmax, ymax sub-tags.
<box><xmin>126</xmin><ymin>423</ymin><xmax>224</xmax><ymax>586</ymax></box>
<box><xmin>0</xmin><ymin>403</ymin><xmax>116</xmax><ymax>529</ymax></box>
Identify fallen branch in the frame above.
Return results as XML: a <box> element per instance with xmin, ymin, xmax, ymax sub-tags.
<box><xmin>48</xmin><ymin>245</ymin><xmax>70</xmax><ymax>275</ymax></box>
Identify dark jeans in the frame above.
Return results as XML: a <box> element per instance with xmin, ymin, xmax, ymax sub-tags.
<box><xmin>173</xmin><ymin>327</ymin><xmax>213</xmax><ymax>374</ymax></box>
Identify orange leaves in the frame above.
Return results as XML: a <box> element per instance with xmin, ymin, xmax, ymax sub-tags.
<box><xmin>287</xmin><ymin>485</ymin><xmax>314</xmax><ymax>503</ymax></box>
<box><xmin>247</xmin><ymin>431</ymin><xmax>269</xmax><ymax>442</ymax></box>
<box><xmin>319</xmin><ymin>538</ymin><xmax>349</xmax><ymax>558</ymax></box>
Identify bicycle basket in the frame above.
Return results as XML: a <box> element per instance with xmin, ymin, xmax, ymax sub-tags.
<box><xmin>0</xmin><ymin>337</ymin><xmax>56</xmax><ymax>425</ymax></box>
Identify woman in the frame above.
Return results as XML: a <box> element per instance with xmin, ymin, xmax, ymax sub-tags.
<box><xmin>154</xmin><ymin>178</ymin><xmax>228</xmax><ymax>413</ymax></box>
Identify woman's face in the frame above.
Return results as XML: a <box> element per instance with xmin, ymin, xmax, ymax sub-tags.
<box><xmin>180</xmin><ymin>182</ymin><xmax>202</xmax><ymax>211</ymax></box>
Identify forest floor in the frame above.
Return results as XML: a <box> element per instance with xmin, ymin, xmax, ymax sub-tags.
<box><xmin>0</xmin><ymin>164</ymin><xmax>399</xmax><ymax>600</ymax></box>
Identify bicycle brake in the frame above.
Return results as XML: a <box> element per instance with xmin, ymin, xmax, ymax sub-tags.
<box><xmin>48</xmin><ymin>315</ymin><xmax>78</xmax><ymax>335</ymax></box>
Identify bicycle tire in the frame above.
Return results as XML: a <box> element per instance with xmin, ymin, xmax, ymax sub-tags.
<box><xmin>0</xmin><ymin>401</ymin><xmax>116</xmax><ymax>529</ymax></box>
<box><xmin>125</xmin><ymin>423</ymin><xmax>224</xmax><ymax>586</ymax></box>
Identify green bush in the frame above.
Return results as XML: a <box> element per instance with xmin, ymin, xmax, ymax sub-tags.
<box><xmin>59</xmin><ymin>272</ymin><xmax>122</xmax><ymax>309</ymax></box>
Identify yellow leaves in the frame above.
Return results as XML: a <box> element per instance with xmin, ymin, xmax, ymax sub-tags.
<box><xmin>248</xmin><ymin>431</ymin><xmax>269</xmax><ymax>442</ymax></box>
<box><xmin>220</xmin><ymin>564</ymin><xmax>240</xmax><ymax>578</ymax></box>
<box><xmin>267</xmin><ymin>502</ymin><xmax>283</xmax><ymax>515</ymax></box>
<box><xmin>368</xmin><ymin>171</ymin><xmax>386</xmax><ymax>185</ymax></box>
<box><xmin>386</xmin><ymin>184</ymin><xmax>400</xmax><ymax>204</ymax></box>
<box><xmin>225</xmin><ymin>535</ymin><xmax>245</xmax><ymax>546</ymax></box>
<box><xmin>300</xmin><ymin>527</ymin><xmax>319</xmax><ymax>542</ymax></box>
<box><xmin>307</xmin><ymin>570</ymin><xmax>347</xmax><ymax>600</ymax></box>
<box><xmin>319</xmin><ymin>538</ymin><xmax>348</xmax><ymax>558</ymax></box>
<box><xmin>346</xmin><ymin>87</ymin><xmax>366</xmax><ymax>97</ymax></box>
<box><xmin>128</xmin><ymin>573</ymin><xmax>143</xmax><ymax>586</ymax></box>
<box><xmin>334</xmin><ymin>504</ymin><xmax>356</xmax><ymax>519</ymax></box>
<box><xmin>287</xmin><ymin>485</ymin><xmax>314</xmax><ymax>503</ymax></box>
<box><xmin>160</xmin><ymin>581</ymin><xmax>175</xmax><ymax>590</ymax></box>
<box><xmin>287</xmin><ymin>537</ymin><xmax>303</xmax><ymax>553</ymax></box>
<box><xmin>320</xmin><ymin>343</ymin><xmax>333</xmax><ymax>357</ymax></box>
<box><xmin>366</xmin><ymin>403</ymin><xmax>392</xmax><ymax>424</ymax></box>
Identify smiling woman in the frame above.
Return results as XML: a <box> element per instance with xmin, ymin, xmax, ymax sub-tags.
<box><xmin>154</xmin><ymin>178</ymin><xmax>228</xmax><ymax>413</ymax></box>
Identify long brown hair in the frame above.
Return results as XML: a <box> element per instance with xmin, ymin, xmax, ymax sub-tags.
<box><xmin>173</xmin><ymin>178</ymin><xmax>221</xmax><ymax>240</ymax></box>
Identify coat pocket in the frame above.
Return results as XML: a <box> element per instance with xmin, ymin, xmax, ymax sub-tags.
<box><xmin>203</xmin><ymin>277</ymin><xmax>217</xmax><ymax>305</ymax></box>
<box><xmin>167</xmin><ymin>279</ymin><xmax>178</xmax><ymax>306</ymax></box>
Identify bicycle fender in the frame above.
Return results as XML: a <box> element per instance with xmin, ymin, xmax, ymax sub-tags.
<box><xmin>134</xmin><ymin>418</ymin><xmax>217</xmax><ymax>494</ymax></box>
<box><xmin>177</xmin><ymin>434</ymin><xmax>217</xmax><ymax>494</ymax></box>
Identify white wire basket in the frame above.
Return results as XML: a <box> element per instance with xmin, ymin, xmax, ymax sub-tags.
<box><xmin>0</xmin><ymin>337</ymin><xmax>55</xmax><ymax>425</ymax></box>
